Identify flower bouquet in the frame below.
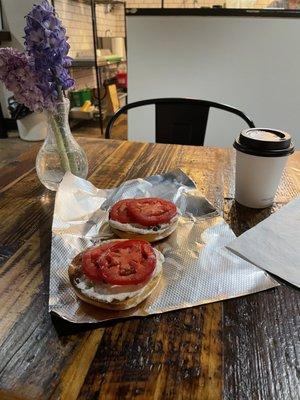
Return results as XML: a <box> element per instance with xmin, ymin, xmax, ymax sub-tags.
<box><xmin>0</xmin><ymin>0</ymin><xmax>88</xmax><ymax>190</ymax></box>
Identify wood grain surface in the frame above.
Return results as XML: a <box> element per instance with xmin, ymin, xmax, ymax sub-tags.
<box><xmin>0</xmin><ymin>138</ymin><xmax>299</xmax><ymax>400</ymax></box>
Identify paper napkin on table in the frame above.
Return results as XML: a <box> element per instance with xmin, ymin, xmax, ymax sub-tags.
<box><xmin>227</xmin><ymin>197</ymin><xmax>300</xmax><ymax>288</ymax></box>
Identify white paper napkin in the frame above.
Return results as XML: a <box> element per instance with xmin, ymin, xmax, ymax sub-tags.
<box><xmin>227</xmin><ymin>197</ymin><xmax>300</xmax><ymax>288</ymax></box>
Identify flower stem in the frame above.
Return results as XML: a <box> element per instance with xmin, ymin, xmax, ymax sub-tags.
<box><xmin>49</xmin><ymin>114</ymin><xmax>71</xmax><ymax>172</ymax></box>
<box><xmin>55</xmin><ymin>89</ymin><xmax>78</xmax><ymax>175</ymax></box>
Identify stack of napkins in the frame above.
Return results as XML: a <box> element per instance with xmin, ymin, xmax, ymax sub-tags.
<box><xmin>227</xmin><ymin>197</ymin><xmax>300</xmax><ymax>288</ymax></box>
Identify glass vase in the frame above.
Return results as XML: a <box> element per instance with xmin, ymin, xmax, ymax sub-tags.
<box><xmin>36</xmin><ymin>98</ymin><xmax>88</xmax><ymax>191</ymax></box>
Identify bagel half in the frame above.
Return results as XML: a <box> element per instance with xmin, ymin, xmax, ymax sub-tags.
<box><xmin>68</xmin><ymin>242</ymin><xmax>163</xmax><ymax>310</ymax></box>
<box><xmin>109</xmin><ymin>218</ymin><xmax>178</xmax><ymax>243</ymax></box>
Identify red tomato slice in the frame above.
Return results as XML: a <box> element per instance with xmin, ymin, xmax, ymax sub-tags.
<box><xmin>82</xmin><ymin>251</ymin><xmax>99</xmax><ymax>281</ymax></box>
<box><xmin>99</xmin><ymin>240</ymin><xmax>156</xmax><ymax>285</ymax></box>
<box><xmin>82</xmin><ymin>242</ymin><xmax>116</xmax><ymax>282</ymax></box>
<box><xmin>109</xmin><ymin>199</ymin><xmax>132</xmax><ymax>223</ymax></box>
<box><xmin>127</xmin><ymin>198</ymin><xmax>177</xmax><ymax>226</ymax></box>
<box><xmin>82</xmin><ymin>240</ymin><xmax>156</xmax><ymax>285</ymax></box>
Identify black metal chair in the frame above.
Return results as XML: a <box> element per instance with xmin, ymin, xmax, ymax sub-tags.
<box><xmin>105</xmin><ymin>98</ymin><xmax>255</xmax><ymax>145</ymax></box>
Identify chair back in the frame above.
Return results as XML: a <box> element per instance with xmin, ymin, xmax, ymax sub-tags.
<box><xmin>105</xmin><ymin>98</ymin><xmax>255</xmax><ymax>145</ymax></box>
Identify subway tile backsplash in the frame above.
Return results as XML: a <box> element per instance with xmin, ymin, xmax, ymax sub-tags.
<box><xmin>55</xmin><ymin>0</ymin><xmax>125</xmax><ymax>58</ymax></box>
<box><xmin>55</xmin><ymin>0</ymin><xmax>127</xmax><ymax>90</ymax></box>
<box><xmin>55</xmin><ymin>0</ymin><xmax>93</xmax><ymax>59</ymax></box>
<box><xmin>70</xmin><ymin>67</ymin><xmax>97</xmax><ymax>91</ymax></box>
<box><xmin>96</xmin><ymin>3</ymin><xmax>126</xmax><ymax>37</ymax></box>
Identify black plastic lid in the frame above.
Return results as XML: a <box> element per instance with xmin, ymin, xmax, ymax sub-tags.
<box><xmin>233</xmin><ymin>128</ymin><xmax>294</xmax><ymax>157</ymax></box>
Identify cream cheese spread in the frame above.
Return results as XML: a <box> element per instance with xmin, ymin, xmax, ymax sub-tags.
<box><xmin>76</xmin><ymin>248</ymin><xmax>164</xmax><ymax>302</ymax></box>
<box><xmin>109</xmin><ymin>215</ymin><xmax>178</xmax><ymax>235</ymax></box>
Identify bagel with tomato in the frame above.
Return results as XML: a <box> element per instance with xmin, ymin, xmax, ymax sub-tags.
<box><xmin>68</xmin><ymin>239</ymin><xmax>164</xmax><ymax>310</ymax></box>
<box><xmin>108</xmin><ymin>197</ymin><xmax>179</xmax><ymax>242</ymax></box>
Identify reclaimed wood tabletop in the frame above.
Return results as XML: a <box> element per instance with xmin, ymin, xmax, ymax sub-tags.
<box><xmin>0</xmin><ymin>138</ymin><xmax>299</xmax><ymax>400</ymax></box>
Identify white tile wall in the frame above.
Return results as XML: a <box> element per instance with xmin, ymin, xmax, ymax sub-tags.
<box><xmin>55</xmin><ymin>0</ymin><xmax>275</xmax><ymax>91</ymax></box>
<box><xmin>55</xmin><ymin>0</ymin><xmax>282</xmax><ymax>61</ymax></box>
<box><xmin>55</xmin><ymin>0</ymin><xmax>126</xmax><ymax>90</ymax></box>
<box><xmin>96</xmin><ymin>3</ymin><xmax>125</xmax><ymax>37</ymax></box>
<box><xmin>70</xmin><ymin>67</ymin><xmax>97</xmax><ymax>90</ymax></box>
<box><xmin>55</xmin><ymin>0</ymin><xmax>94</xmax><ymax>59</ymax></box>
<box><xmin>55</xmin><ymin>0</ymin><xmax>277</xmax><ymax>62</ymax></box>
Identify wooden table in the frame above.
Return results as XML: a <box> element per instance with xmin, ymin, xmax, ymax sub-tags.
<box><xmin>0</xmin><ymin>139</ymin><xmax>299</xmax><ymax>400</ymax></box>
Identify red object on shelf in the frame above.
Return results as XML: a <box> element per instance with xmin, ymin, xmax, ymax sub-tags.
<box><xmin>116</xmin><ymin>71</ymin><xmax>127</xmax><ymax>89</ymax></box>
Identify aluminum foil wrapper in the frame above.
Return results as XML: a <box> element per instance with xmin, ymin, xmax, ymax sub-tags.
<box><xmin>49</xmin><ymin>169</ymin><xmax>279</xmax><ymax>323</ymax></box>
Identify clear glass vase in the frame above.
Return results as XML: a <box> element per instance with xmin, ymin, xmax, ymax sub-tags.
<box><xmin>36</xmin><ymin>98</ymin><xmax>88</xmax><ymax>191</ymax></box>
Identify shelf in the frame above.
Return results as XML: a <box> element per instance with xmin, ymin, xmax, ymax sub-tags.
<box><xmin>70</xmin><ymin>107</ymin><xmax>98</xmax><ymax>120</ymax></box>
<box><xmin>72</xmin><ymin>0</ymin><xmax>124</xmax><ymax>5</ymax></box>
<box><xmin>97</xmin><ymin>60</ymin><xmax>125</xmax><ymax>67</ymax></box>
<box><xmin>72</xmin><ymin>60</ymin><xmax>95</xmax><ymax>68</ymax></box>
<box><xmin>71</xmin><ymin>59</ymin><xmax>126</xmax><ymax>68</ymax></box>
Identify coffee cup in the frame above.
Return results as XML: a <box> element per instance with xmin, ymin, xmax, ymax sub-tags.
<box><xmin>233</xmin><ymin>128</ymin><xmax>294</xmax><ymax>208</ymax></box>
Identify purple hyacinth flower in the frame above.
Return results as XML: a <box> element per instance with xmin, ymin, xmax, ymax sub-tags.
<box><xmin>24</xmin><ymin>0</ymin><xmax>74</xmax><ymax>104</ymax></box>
<box><xmin>0</xmin><ymin>48</ymin><xmax>45</xmax><ymax>112</ymax></box>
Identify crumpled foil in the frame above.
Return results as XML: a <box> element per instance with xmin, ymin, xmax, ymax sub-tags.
<box><xmin>49</xmin><ymin>169</ymin><xmax>279</xmax><ymax>323</ymax></box>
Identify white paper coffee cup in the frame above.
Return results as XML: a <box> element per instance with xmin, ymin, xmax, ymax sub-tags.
<box><xmin>234</xmin><ymin>128</ymin><xmax>294</xmax><ymax>208</ymax></box>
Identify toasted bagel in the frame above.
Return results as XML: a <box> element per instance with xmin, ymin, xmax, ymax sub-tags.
<box><xmin>68</xmin><ymin>241</ymin><xmax>163</xmax><ymax>310</ymax></box>
<box><xmin>109</xmin><ymin>218</ymin><xmax>178</xmax><ymax>242</ymax></box>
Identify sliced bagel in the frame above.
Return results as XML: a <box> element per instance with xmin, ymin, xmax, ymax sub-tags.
<box><xmin>108</xmin><ymin>197</ymin><xmax>179</xmax><ymax>242</ymax></box>
<box><xmin>68</xmin><ymin>241</ymin><xmax>163</xmax><ymax>310</ymax></box>
<box><xmin>109</xmin><ymin>218</ymin><xmax>178</xmax><ymax>242</ymax></box>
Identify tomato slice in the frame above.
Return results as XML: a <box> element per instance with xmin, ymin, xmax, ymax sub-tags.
<box><xmin>109</xmin><ymin>199</ymin><xmax>132</xmax><ymax>223</ymax></box>
<box><xmin>109</xmin><ymin>198</ymin><xmax>177</xmax><ymax>227</ymax></box>
<box><xmin>82</xmin><ymin>242</ymin><xmax>116</xmax><ymax>282</ymax></box>
<box><xmin>127</xmin><ymin>198</ymin><xmax>177</xmax><ymax>226</ymax></box>
<box><xmin>82</xmin><ymin>240</ymin><xmax>156</xmax><ymax>285</ymax></box>
<box><xmin>99</xmin><ymin>240</ymin><xmax>156</xmax><ymax>285</ymax></box>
